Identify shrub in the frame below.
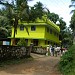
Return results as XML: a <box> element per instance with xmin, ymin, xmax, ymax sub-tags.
<box><xmin>59</xmin><ymin>45</ymin><xmax>75</xmax><ymax>75</ymax></box>
<box><xmin>0</xmin><ymin>41</ymin><xmax>2</xmax><ymax>45</ymax></box>
<box><xmin>17</xmin><ymin>38</ymin><xmax>27</xmax><ymax>46</ymax></box>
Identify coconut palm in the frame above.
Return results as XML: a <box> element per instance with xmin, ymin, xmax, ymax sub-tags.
<box><xmin>69</xmin><ymin>0</ymin><xmax>75</xmax><ymax>13</ymax></box>
<box><xmin>29</xmin><ymin>1</ymin><xmax>50</xmax><ymax>21</ymax></box>
<box><xmin>69</xmin><ymin>0</ymin><xmax>75</xmax><ymax>44</ymax></box>
<box><xmin>0</xmin><ymin>27</ymin><xmax>8</xmax><ymax>38</ymax></box>
<box><xmin>0</xmin><ymin>15</ymin><xmax>11</xmax><ymax>37</ymax></box>
<box><xmin>0</xmin><ymin>0</ymin><xmax>31</xmax><ymax>38</ymax></box>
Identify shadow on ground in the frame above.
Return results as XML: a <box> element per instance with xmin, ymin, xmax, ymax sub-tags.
<box><xmin>0</xmin><ymin>53</ymin><xmax>62</xmax><ymax>75</ymax></box>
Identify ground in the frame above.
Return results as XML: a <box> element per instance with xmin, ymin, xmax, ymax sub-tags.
<box><xmin>0</xmin><ymin>53</ymin><xmax>62</xmax><ymax>75</ymax></box>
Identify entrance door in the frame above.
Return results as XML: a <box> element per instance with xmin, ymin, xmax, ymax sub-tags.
<box><xmin>33</xmin><ymin>39</ymin><xmax>38</xmax><ymax>46</ymax></box>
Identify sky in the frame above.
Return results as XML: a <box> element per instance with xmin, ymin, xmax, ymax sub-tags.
<box><xmin>28</xmin><ymin>0</ymin><xmax>72</xmax><ymax>27</ymax></box>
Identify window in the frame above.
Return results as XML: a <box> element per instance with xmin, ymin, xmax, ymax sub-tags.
<box><xmin>50</xmin><ymin>29</ymin><xmax>52</xmax><ymax>34</ymax></box>
<box><xmin>57</xmin><ymin>33</ymin><xmax>59</xmax><ymax>37</ymax></box>
<box><xmin>20</xmin><ymin>26</ymin><xmax>24</xmax><ymax>31</ymax></box>
<box><xmin>54</xmin><ymin>32</ymin><xmax>56</xmax><ymax>36</ymax></box>
<box><xmin>33</xmin><ymin>39</ymin><xmax>38</xmax><ymax>46</ymax></box>
<box><xmin>31</xmin><ymin>25</ymin><xmax>36</xmax><ymax>31</ymax></box>
<box><xmin>47</xmin><ymin>27</ymin><xmax>49</xmax><ymax>33</ymax></box>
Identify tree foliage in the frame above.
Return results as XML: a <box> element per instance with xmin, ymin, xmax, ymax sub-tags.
<box><xmin>69</xmin><ymin>0</ymin><xmax>75</xmax><ymax>31</ymax></box>
<box><xmin>70</xmin><ymin>12</ymin><xmax>75</xmax><ymax>32</ymax></box>
<box><xmin>47</xmin><ymin>13</ymin><xmax>59</xmax><ymax>23</ymax></box>
<box><xmin>59</xmin><ymin>45</ymin><xmax>75</xmax><ymax>75</ymax></box>
<box><xmin>0</xmin><ymin>27</ymin><xmax>8</xmax><ymax>38</ymax></box>
<box><xmin>0</xmin><ymin>0</ymin><xmax>31</xmax><ymax>38</ymax></box>
<box><xmin>69</xmin><ymin>0</ymin><xmax>75</xmax><ymax>13</ymax></box>
<box><xmin>29</xmin><ymin>1</ymin><xmax>48</xmax><ymax>21</ymax></box>
<box><xmin>17</xmin><ymin>38</ymin><xmax>27</xmax><ymax>46</ymax></box>
<box><xmin>0</xmin><ymin>8</ymin><xmax>11</xmax><ymax>38</ymax></box>
<box><xmin>69</xmin><ymin>0</ymin><xmax>75</xmax><ymax>44</ymax></box>
<box><xmin>62</xmin><ymin>27</ymin><xmax>73</xmax><ymax>47</ymax></box>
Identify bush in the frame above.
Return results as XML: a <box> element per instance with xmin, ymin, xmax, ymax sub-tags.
<box><xmin>0</xmin><ymin>41</ymin><xmax>2</xmax><ymax>45</ymax></box>
<box><xmin>59</xmin><ymin>45</ymin><xmax>75</xmax><ymax>75</ymax></box>
<box><xmin>17</xmin><ymin>38</ymin><xmax>27</xmax><ymax>46</ymax></box>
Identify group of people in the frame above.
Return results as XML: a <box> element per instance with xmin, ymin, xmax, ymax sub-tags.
<box><xmin>46</xmin><ymin>45</ymin><xmax>67</xmax><ymax>57</ymax></box>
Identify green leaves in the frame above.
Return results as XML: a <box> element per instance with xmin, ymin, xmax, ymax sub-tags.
<box><xmin>0</xmin><ymin>0</ymin><xmax>31</xmax><ymax>38</ymax></box>
<box><xmin>29</xmin><ymin>1</ymin><xmax>48</xmax><ymax>21</ymax></box>
<box><xmin>47</xmin><ymin>13</ymin><xmax>59</xmax><ymax>24</ymax></box>
<box><xmin>17</xmin><ymin>38</ymin><xmax>27</xmax><ymax>46</ymax></box>
<box><xmin>0</xmin><ymin>27</ymin><xmax>8</xmax><ymax>38</ymax></box>
<box><xmin>59</xmin><ymin>45</ymin><xmax>75</xmax><ymax>75</ymax></box>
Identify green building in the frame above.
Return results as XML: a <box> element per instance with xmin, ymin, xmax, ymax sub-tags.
<box><xmin>11</xmin><ymin>16</ymin><xmax>60</xmax><ymax>46</ymax></box>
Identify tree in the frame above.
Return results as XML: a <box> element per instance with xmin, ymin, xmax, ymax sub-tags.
<box><xmin>29</xmin><ymin>1</ymin><xmax>49</xmax><ymax>21</ymax></box>
<box><xmin>0</xmin><ymin>0</ymin><xmax>32</xmax><ymax>45</ymax></box>
<box><xmin>70</xmin><ymin>12</ymin><xmax>75</xmax><ymax>44</ymax></box>
<box><xmin>69</xmin><ymin>0</ymin><xmax>75</xmax><ymax>13</ymax></box>
<box><xmin>69</xmin><ymin>0</ymin><xmax>75</xmax><ymax>44</ymax></box>
<box><xmin>47</xmin><ymin>13</ymin><xmax>59</xmax><ymax>23</ymax></box>
<box><xmin>61</xmin><ymin>27</ymin><xmax>73</xmax><ymax>47</ymax></box>
<box><xmin>58</xmin><ymin>18</ymin><xmax>66</xmax><ymax>31</ymax></box>
<box><xmin>57</xmin><ymin>18</ymin><xmax>66</xmax><ymax>46</ymax></box>
<box><xmin>0</xmin><ymin>27</ymin><xmax>8</xmax><ymax>38</ymax></box>
<box><xmin>0</xmin><ymin>8</ymin><xmax>11</xmax><ymax>37</ymax></box>
<box><xmin>0</xmin><ymin>0</ymin><xmax>31</xmax><ymax>38</ymax></box>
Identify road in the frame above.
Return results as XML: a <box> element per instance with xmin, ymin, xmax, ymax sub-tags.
<box><xmin>0</xmin><ymin>53</ymin><xmax>62</xmax><ymax>75</ymax></box>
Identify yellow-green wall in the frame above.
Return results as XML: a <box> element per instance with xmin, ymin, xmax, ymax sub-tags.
<box><xmin>27</xmin><ymin>39</ymin><xmax>45</xmax><ymax>46</ymax></box>
<box><xmin>11</xmin><ymin>22</ymin><xmax>60</xmax><ymax>46</ymax></box>
<box><xmin>38</xmin><ymin>40</ymin><xmax>45</xmax><ymax>46</ymax></box>
<box><xmin>45</xmin><ymin>26</ymin><xmax>59</xmax><ymax>43</ymax></box>
<box><xmin>12</xmin><ymin>25</ymin><xmax>45</xmax><ymax>39</ymax></box>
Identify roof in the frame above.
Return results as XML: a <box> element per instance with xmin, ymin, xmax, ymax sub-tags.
<box><xmin>18</xmin><ymin>15</ymin><xmax>60</xmax><ymax>32</ymax></box>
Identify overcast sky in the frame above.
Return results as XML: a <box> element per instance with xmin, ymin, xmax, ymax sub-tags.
<box><xmin>28</xmin><ymin>0</ymin><xmax>72</xmax><ymax>27</ymax></box>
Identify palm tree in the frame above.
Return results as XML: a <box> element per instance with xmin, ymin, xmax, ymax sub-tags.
<box><xmin>69</xmin><ymin>0</ymin><xmax>75</xmax><ymax>44</ymax></box>
<box><xmin>69</xmin><ymin>0</ymin><xmax>75</xmax><ymax>13</ymax></box>
<box><xmin>0</xmin><ymin>0</ymin><xmax>31</xmax><ymax>37</ymax></box>
<box><xmin>0</xmin><ymin>27</ymin><xmax>8</xmax><ymax>38</ymax></box>
<box><xmin>29</xmin><ymin>1</ymin><xmax>50</xmax><ymax>21</ymax></box>
<box><xmin>0</xmin><ymin>0</ymin><xmax>32</xmax><ymax>45</ymax></box>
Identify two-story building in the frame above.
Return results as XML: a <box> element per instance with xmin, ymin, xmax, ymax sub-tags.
<box><xmin>11</xmin><ymin>16</ymin><xmax>60</xmax><ymax>46</ymax></box>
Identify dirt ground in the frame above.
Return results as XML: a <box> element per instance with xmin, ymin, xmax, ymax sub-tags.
<box><xmin>0</xmin><ymin>53</ymin><xmax>62</xmax><ymax>75</ymax></box>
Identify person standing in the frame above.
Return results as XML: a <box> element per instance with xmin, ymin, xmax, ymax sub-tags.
<box><xmin>46</xmin><ymin>45</ymin><xmax>49</xmax><ymax>56</ymax></box>
<box><xmin>51</xmin><ymin>46</ymin><xmax>54</xmax><ymax>56</ymax></box>
<box><xmin>28</xmin><ymin>43</ymin><xmax>34</xmax><ymax>56</ymax></box>
<box><xmin>54</xmin><ymin>46</ymin><xmax>58</xmax><ymax>57</ymax></box>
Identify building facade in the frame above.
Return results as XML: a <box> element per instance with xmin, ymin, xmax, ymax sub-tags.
<box><xmin>11</xmin><ymin>16</ymin><xmax>60</xmax><ymax>47</ymax></box>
